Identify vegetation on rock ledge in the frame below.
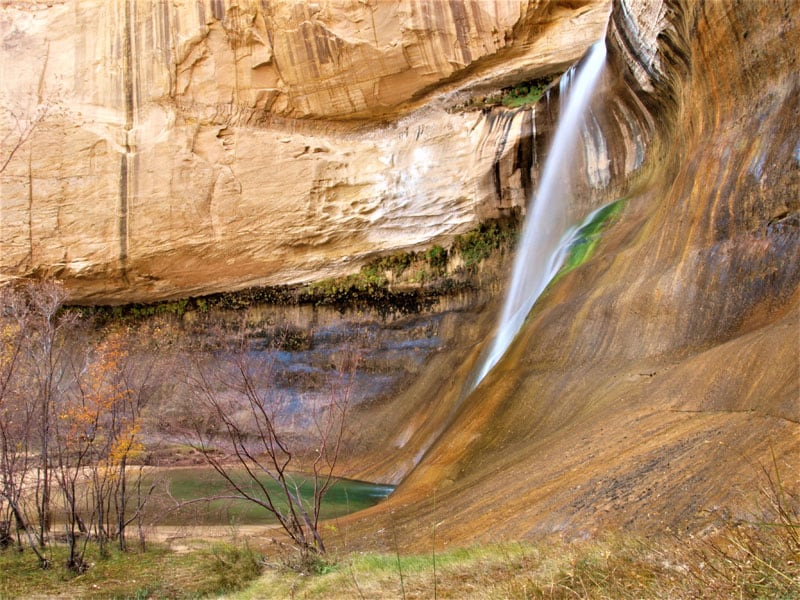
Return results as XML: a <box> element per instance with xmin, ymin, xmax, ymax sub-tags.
<box><xmin>452</xmin><ymin>76</ymin><xmax>556</xmax><ymax>112</ymax></box>
<box><xmin>79</xmin><ymin>216</ymin><xmax>520</xmax><ymax>322</ymax></box>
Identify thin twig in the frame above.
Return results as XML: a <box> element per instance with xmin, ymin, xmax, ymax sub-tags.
<box><xmin>391</xmin><ymin>513</ymin><xmax>406</xmax><ymax>600</ymax></box>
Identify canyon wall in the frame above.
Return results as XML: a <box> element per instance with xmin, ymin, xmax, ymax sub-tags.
<box><xmin>344</xmin><ymin>0</ymin><xmax>799</xmax><ymax>548</ymax></box>
<box><xmin>3</xmin><ymin>0</ymin><xmax>797</xmax><ymax>549</ymax></box>
<box><xmin>0</xmin><ymin>0</ymin><xmax>610</xmax><ymax>303</ymax></box>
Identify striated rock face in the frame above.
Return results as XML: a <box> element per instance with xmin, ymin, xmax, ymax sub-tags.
<box><xmin>0</xmin><ymin>0</ymin><xmax>610</xmax><ymax>303</ymax></box>
<box><xmin>343</xmin><ymin>0</ymin><xmax>799</xmax><ymax>548</ymax></box>
<box><xmin>3</xmin><ymin>0</ymin><xmax>797</xmax><ymax>550</ymax></box>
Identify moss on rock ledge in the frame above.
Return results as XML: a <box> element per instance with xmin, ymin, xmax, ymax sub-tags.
<box><xmin>79</xmin><ymin>217</ymin><xmax>520</xmax><ymax>323</ymax></box>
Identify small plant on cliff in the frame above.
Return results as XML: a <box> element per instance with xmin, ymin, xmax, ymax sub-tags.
<box><xmin>453</xmin><ymin>220</ymin><xmax>516</xmax><ymax>268</ymax></box>
<box><xmin>454</xmin><ymin>77</ymin><xmax>554</xmax><ymax>111</ymax></box>
<box><xmin>302</xmin><ymin>267</ymin><xmax>388</xmax><ymax>306</ymax></box>
<box><xmin>499</xmin><ymin>79</ymin><xmax>551</xmax><ymax>108</ymax></box>
<box><xmin>424</xmin><ymin>245</ymin><xmax>447</xmax><ymax>274</ymax></box>
<box><xmin>374</xmin><ymin>252</ymin><xmax>414</xmax><ymax>277</ymax></box>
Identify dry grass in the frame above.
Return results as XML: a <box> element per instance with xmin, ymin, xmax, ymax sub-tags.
<box><xmin>684</xmin><ymin>462</ymin><xmax>800</xmax><ymax>599</ymax></box>
<box><xmin>2</xmin><ymin>511</ymin><xmax>797</xmax><ymax>599</ymax></box>
<box><xmin>2</xmin><ymin>461</ymin><xmax>797</xmax><ymax>599</ymax></box>
<box><xmin>230</xmin><ymin>488</ymin><xmax>800</xmax><ymax>600</ymax></box>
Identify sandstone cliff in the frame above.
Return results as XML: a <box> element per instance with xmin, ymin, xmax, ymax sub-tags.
<box><xmin>0</xmin><ymin>0</ymin><xmax>609</xmax><ymax>303</ymax></box>
<box><xmin>2</xmin><ymin>0</ymin><xmax>797</xmax><ymax>551</ymax></box>
<box><xmin>342</xmin><ymin>0</ymin><xmax>800</xmax><ymax>547</ymax></box>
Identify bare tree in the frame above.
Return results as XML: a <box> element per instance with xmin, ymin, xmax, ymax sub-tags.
<box><xmin>0</xmin><ymin>285</ymin><xmax>40</xmax><ymax>557</ymax></box>
<box><xmin>183</xmin><ymin>335</ymin><xmax>358</xmax><ymax>562</ymax></box>
<box><xmin>23</xmin><ymin>281</ymin><xmax>78</xmax><ymax>552</ymax></box>
<box><xmin>0</xmin><ymin>281</ymin><xmax>79</xmax><ymax>567</ymax></box>
<box><xmin>51</xmin><ymin>374</ymin><xmax>95</xmax><ymax>572</ymax></box>
<box><xmin>53</xmin><ymin>325</ymin><xmax>161</xmax><ymax>569</ymax></box>
<box><xmin>1</xmin><ymin>281</ymin><xmax>160</xmax><ymax>569</ymax></box>
<box><xmin>90</xmin><ymin>328</ymin><xmax>159</xmax><ymax>552</ymax></box>
<box><xmin>0</xmin><ymin>100</ymin><xmax>50</xmax><ymax>175</ymax></box>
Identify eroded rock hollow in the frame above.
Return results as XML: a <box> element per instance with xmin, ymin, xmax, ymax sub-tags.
<box><xmin>350</xmin><ymin>0</ymin><xmax>799</xmax><ymax>547</ymax></box>
<box><xmin>1</xmin><ymin>0</ymin><xmax>798</xmax><ymax>548</ymax></box>
<box><xmin>1</xmin><ymin>0</ymin><xmax>609</xmax><ymax>302</ymax></box>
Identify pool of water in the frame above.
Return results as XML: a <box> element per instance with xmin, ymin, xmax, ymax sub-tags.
<box><xmin>147</xmin><ymin>467</ymin><xmax>394</xmax><ymax>526</ymax></box>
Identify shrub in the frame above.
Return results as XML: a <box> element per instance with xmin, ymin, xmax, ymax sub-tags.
<box><xmin>203</xmin><ymin>542</ymin><xmax>264</xmax><ymax>593</ymax></box>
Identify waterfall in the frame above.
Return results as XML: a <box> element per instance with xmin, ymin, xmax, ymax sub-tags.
<box><xmin>471</xmin><ymin>40</ymin><xmax>607</xmax><ymax>389</ymax></box>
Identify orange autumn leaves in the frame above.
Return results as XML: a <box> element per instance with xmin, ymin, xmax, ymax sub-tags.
<box><xmin>61</xmin><ymin>332</ymin><xmax>143</xmax><ymax>471</ymax></box>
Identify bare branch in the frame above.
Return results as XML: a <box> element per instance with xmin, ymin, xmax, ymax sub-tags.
<box><xmin>180</xmin><ymin>333</ymin><xmax>360</xmax><ymax>559</ymax></box>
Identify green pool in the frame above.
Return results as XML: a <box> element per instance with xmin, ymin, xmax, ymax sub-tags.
<box><xmin>146</xmin><ymin>467</ymin><xmax>394</xmax><ymax>526</ymax></box>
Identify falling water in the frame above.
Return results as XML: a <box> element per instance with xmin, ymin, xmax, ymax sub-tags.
<box><xmin>471</xmin><ymin>40</ymin><xmax>607</xmax><ymax>388</ymax></box>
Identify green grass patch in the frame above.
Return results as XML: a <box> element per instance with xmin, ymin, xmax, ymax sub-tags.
<box><xmin>229</xmin><ymin>543</ymin><xmax>531</xmax><ymax>600</ymax></box>
<box><xmin>231</xmin><ymin>522</ymin><xmax>800</xmax><ymax>599</ymax></box>
<box><xmin>0</xmin><ymin>541</ymin><xmax>263</xmax><ymax>599</ymax></box>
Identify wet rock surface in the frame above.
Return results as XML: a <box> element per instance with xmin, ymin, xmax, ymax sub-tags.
<box><xmin>1</xmin><ymin>0</ymin><xmax>796</xmax><ymax>554</ymax></box>
<box><xmin>340</xmin><ymin>0</ymin><xmax>800</xmax><ymax>551</ymax></box>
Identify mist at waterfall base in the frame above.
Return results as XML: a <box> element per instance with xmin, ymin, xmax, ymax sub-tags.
<box><xmin>469</xmin><ymin>40</ymin><xmax>608</xmax><ymax>391</ymax></box>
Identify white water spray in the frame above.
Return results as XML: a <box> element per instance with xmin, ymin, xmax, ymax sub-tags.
<box><xmin>472</xmin><ymin>40</ymin><xmax>607</xmax><ymax>388</ymax></box>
